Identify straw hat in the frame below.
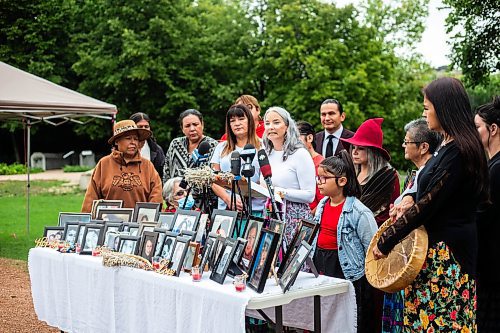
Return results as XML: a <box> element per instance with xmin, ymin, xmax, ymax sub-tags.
<box><xmin>108</xmin><ymin>120</ymin><xmax>151</xmax><ymax>144</ymax></box>
<box><xmin>341</xmin><ymin>118</ymin><xmax>391</xmax><ymax>161</ymax></box>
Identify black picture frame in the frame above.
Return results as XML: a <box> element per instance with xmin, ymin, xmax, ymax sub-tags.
<box><xmin>227</xmin><ymin>237</ymin><xmax>248</xmax><ymax>278</ymax></box>
<box><xmin>92</xmin><ymin>200</ymin><xmax>123</xmax><ymax>219</ymax></box>
<box><xmin>199</xmin><ymin>237</ymin><xmax>214</xmax><ymax>272</ymax></box>
<box><xmin>153</xmin><ymin>228</ymin><xmax>167</xmax><ymax>257</ymax></box>
<box><xmin>138</xmin><ymin>221</ymin><xmax>157</xmax><ymax>237</ymax></box>
<box><xmin>171</xmin><ymin>209</ymin><xmax>201</xmax><ymax>233</ymax></box>
<box><xmin>169</xmin><ymin>236</ymin><xmax>191</xmax><ymax>277</ymax></box>
<box><xmin>97</xmin><ymin>208</ymin><xmax>134</xmax><ymax>222</ymax></box>
<box><xmin>159</xmin><ymin>231</ymin><xmax>179</xmax><ymax>259</ymax></box>
<box><xmin>75</xmin><ymin>223</ymin><xmax>87</xmax><ymax>247</ymax></box>
<box><xmin>266</xmin><ymin>218</ymin><xmax>285</xmax><ymax>266</ymax></box>
<box><xmin>80</xmin><ymin>224</ymin><xmax>104</xmax><ymax>255</ymax></box>
<box><xmin>247</xmin><ymin>228</ymin><xmax>280</xmax><ymax>293</ymax></box>
<box><xmin>183</xmin><ymin>241</ymin><xmax>201</xmax><ymax>272</ymax></box>
<box><xmin>102</xmin><ymin>222</ymin><xmax>122</xmax><ymax>248</ymax></box>
<box><xmin>58</xmin><ymin>212</ymin><xmax>91</xmax><ymax>227</ymax></box>
<box><xmin>62</xmin><ymin>222</ymin><xmax>80</xmax><ymax>245</ymax></box>
<box><xmin>279</xmin><ymin>241</ymin><xmax>313</xmax><ymax>293</ymax></box>
<box><xmin>120</xmin><ymin>222</ymin><xmax>140</xmax><ymax>236</ymax></box>
<box><xmin>241</xmin><ymin>217</ymin><xmax>265</xmax><ymax>270</ymax></box>
<box><xmin>133</xmin><ymin>202</ymin><xmax>161</xmax><ymax>222</ymax></box>
<box><xmin>277</xmin><ymin>219</ymin><xmax>319</xmax><ymax>277</ymax></box>
<box><xmin>104</xmin><ymin>231</ymin><xmax>120</xmax><ymax>251</ymax></box>
<box><xmin>117</xmin><ymin>235</ymin><xmax>140</xmax><ymax>255</ymax></box>
<box><xmin>210</xmin><ymin>238</ymin><xmax>238</xmax><ymax>285</ymax></box>
<box><xmin>157</xmin><ymin>212</ymin><xmax>175</xmax><ymax>230</ymax></box>
<box><xmin>138</xmin><ymin>231</ymin><xmax>159</xmax><ymax>262</ymax></box>
<box><xmin>210</xmin><ymin>209</ymin><xmax>238</xmax><ymax>238</ymax></box>
<box><xmin>195</xmin><ymin>214</ymin><xmax>209</xmax><ymax>243</ymax></box>
<box><xmin>43</xmin><ymin>226</ymin><xmax>64</xmax><ymax>242</ymax></box>
<box><xmin>180</xmin><ymin>230</ymin><xmax>196</xmax><ymax>241</ymax></box>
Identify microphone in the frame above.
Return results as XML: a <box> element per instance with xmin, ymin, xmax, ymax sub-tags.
<box><xmin>192</xmin><ymin>141</ymin><xmax>212</xmax><ymax>167</ymax></box>
<box><xmin>240</xmin><ymin>144</ymin><xmax>256</xmax><ymax>178</ymax></box>
<box><xmin>257</xmin><ymin>149</ymin><xmax>282</xmax><ymax>221</ymax></box>
<box><xmin>230</xmin><ymin>151</ymin><xmax>241</xmax><ymax>180</ymax></box>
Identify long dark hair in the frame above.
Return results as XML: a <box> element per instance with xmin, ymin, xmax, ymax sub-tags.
<box><xmin>130</xmin><ymin>112</ymin><xmax>155</xmax><ymax>142</ymax></box>
<box><xmin>222</xmin><ymin>104</ymin><xmax>261</xmax><ymax>156</ymax></box>
<box><xmin>423</xmin><ymin>77</ymin><xmax>489</xmax><ymax>200</ymax></box>
<box><xmin>319</xmin><ymin>150</ymin><xmax>361</xmax><ymax>198</ymax></box>
<box><xmin>476</xmin><ymin>96</ymin><xmax>500</xmax><ymax>127</ymax></box>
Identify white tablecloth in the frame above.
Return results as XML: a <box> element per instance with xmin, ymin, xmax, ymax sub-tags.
<box><xmin>29</xmin><ymin>247</ymin><xmax>355</xmax><ymax>333</ymax></box>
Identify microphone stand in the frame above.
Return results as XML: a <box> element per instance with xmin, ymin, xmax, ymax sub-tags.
<box><xmin>264</xmin><ymin>178</ymin><xmax>282</xmax><ymax>221</ymax></box>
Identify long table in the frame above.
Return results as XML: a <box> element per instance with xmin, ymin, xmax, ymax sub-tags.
<box><xmin>28</xmin><ymin>247</ymin><xmax>356</xmax><ymax>333</ymax></box>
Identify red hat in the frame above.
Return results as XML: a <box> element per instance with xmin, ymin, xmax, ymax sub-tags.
<box><xmin>341</xmin><ymin>118</ymin><xmax>391</xmax><ymax>161</ymax></box>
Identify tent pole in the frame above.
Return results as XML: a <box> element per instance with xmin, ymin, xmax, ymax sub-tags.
<box><xmin>26</xmin><ymin>119</ymin><xmax>31</xmax><ymax>235</ymax></box>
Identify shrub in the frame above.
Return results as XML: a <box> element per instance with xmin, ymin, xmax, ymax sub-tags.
<box><xmin>0</xmin><ymin>163</ymin><xmax>43</xmax><ymax>175</ymax></box>
<box><xmin>63</xmin><ymin>165</ymin><xmax>93</xmax><ymax>173</ymax></box>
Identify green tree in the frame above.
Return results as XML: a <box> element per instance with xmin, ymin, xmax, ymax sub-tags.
<box><xmin>443</xmin><ymin>0</ymin><xmax>500</xmax><ymax>86</ymax></box>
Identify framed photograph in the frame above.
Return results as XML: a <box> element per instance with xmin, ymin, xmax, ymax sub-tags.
<box><xmin>210</xmin><ymin>209</ymin><xmax>238</xmax><ymax>238</ymax></box>
<box><xmin>266</xmin><ymin>218</ymin><xmax>285</xmax><ymax>265</ymax></box>
<box><xmin>138</xmin><ymin>231</ymin><xmax>159</xmax><ymax>262</ymax></box>
<box><xmin>153</xmin><ymin>228</ymin><xmax>167</xmax><ymax>257</ymax></box>
<box><xmin>63</xmin><ymin>222</ymin><xmax>80</xmax><ymax>245</ymax></box>
<box><xmin>247</xmin><ymin>229</ymin><xmax>280</xmax><ymax>293</ymax></box>
<box><xmin>121</xmin><ymin>222</ymin><xmax>140</xmax><ymax>236</ymax></box>
<box><xmin>159</xmin><ymin>231</ymin><xmax>179</xmax><ymax>259</ymax></box>
<box><xmin>241</xmin><ymin>217</ymin><xmax>265</xmax><ymax>270</ymax></box>
<box><xmin>117</xmin><ymin>235</ymin><xmax>140</xmax><ymax>255</ymax></box>
<box><xmin>171</xmin><ymin>209</ymin><xmax>201</xmax><ymax>233</ymax></box>
<box><xmin>133</xmin><ymin>202</ymin><xmax>161</xmax><ymax>222</ymax></box>
<box><xmin>169</xmin><ymin>236</ymin><xmax>191</xmax><ymax>277</ymax></box>
<box><xmin>180</xmin><ymin>230</ymin><xmax>196</xmax><ymax>241</ymax></box>
<box><xmin>195</xmin><ymin>214</ymin><xmax>209</xmax><ymax>243</ymax></box>
<box><xmin>199</xmin><ymin>237</ymin><xmax>214</xmax><ymax>271</ymax></box>
<box><xmin>277</xmin><ymin>219</ymin><xmax>319</xmax><ymax>277</ymax></box>
<box><xmin>183</xmin><ymin>241</ymin><xmax>201</xmax><ymax>272</ymax></box>
<box><xmin>58</xmin><ymin>212</ymin><xmax>91</xmax><ymax>227</ymax></box>
<box><xmin>96</xmin><ymin>208</ymin><xmax>134</xmax><ymax>222</ymax></box>
<box><xmin>80</xmin><ymin>224</ymin><xmax>104</xmax><ymax>255</ymax></box>
<box><xmin>104</xmin><ymin>231</ymin><xmax>121</xmax><ymax>251</ymax></box>
<box><xmin>138</xmin><ymin>221</ymin><xmax>157</xmax><ymax>237</ymax></box>
<box><xmin>210</xmin><ymin>238</ymin><xmax>238</xmax><ymax>284</ymax></box>
<box><xmin>43</xmin><ymin>226</ymin><xmax>64</xmax><ymax>242</ymax></box>
<box><xmin>157</xmin><ymin>212</ymin><xmax>175</xmax><ymax>230</ymax></box>
<box><xmin>279</xmin><ymin>241</ymin><xmax>313</xmax><ymax>293</ymax></box>
<box><xmin>75</xmin><ymin>223</ymin><xmax>87</xmax><ymax>246</ymax></box>
<box><xmin>227</xmin><ymin>237</ymin><xmax>248</xmax><ymax>278</ymax></box>
<box><xmin>92</xmin><ymin>200</ymin><xmax>123</xmax><ymax>219</ymax></box>
<box><xmin>102</xmin><ymin>222</ymin><xmax>122</xmax><ymax>247</ymax></box>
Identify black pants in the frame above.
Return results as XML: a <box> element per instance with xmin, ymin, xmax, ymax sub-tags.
<box><xmin>314</xmin><ymin>248</ymin><xmax>375</xmax><ymax>333</ymax></box>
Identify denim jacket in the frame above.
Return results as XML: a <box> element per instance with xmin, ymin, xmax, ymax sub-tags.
<box><xmin>312</xmin><ymin>196</ymin><xmax>378</xmax><ymax>281</ymax></box>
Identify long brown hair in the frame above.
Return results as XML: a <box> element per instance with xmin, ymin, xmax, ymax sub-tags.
<box><xmin>222</xmin><ymin>104</ymin><xmax>261</xmax><ymax>157</ymax></box>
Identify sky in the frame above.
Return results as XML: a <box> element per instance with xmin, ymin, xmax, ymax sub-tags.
<box><xmin>333</xmin><ymin>0</ymin><xmax>452</xmax><ymax>67</ymax></box>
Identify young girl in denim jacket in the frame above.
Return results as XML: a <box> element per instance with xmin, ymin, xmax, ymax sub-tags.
<box><xmin>313</xmin><ymin>150</ymin><xmax>378</xmax><ymax>333</ymax></box>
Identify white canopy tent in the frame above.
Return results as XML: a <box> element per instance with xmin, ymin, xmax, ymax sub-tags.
<box><xmin>0</xmin><ymin>61</ymin><xmax>118</xmax><ymax>234</ymax></box>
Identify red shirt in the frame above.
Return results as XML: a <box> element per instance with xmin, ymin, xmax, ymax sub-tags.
<box><xmin>317</xmin><ymin>199</ymin><xmax>345</xmax><ymax>250</ymax></box>
<box><xmin>310</xmin><ymin>154</ymin><xmax>325</xmax><ymax>211</ymax></box>
<box><xmin>220</xmin><ymin>120</ymin><xmax>265</xmax><ymax>141</ymax></box>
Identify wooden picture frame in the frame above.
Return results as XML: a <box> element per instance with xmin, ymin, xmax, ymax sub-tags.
<box><xmin>277</xmin><ymin>219</ymin><xmax>319</xmax><ymax>277</ymax></box>
<box><xmin>171</xmin><ymin>209</ymin><xmax>201</xmax><ymax>233</ymax></box>
<box><xmin>183</xmin><ymin>241</ymin><xmax>201</xmax><ymax>272</ymax></box>
<box><xmin>247</xmin><ymin>228</ymin><xmax>280</xmax><ymax>293</ymax></box>
<box><xmin>96</xmin><ymin>208</ymin><xmax>133</xmax><ymax>222</ymax></box>
<box><xmin>117</xmin><ymin>235</ymin><xmax>140</xmax><ymax>255</ymax></box>
<box><xmin>159</xmin><ymin>231</ymin><xmax>178</xmax><ymax>259</ymax></box>
<box><xmin>62</xmin><ymin>222</ymin><xmax>80</xmax><ymax>245</ymax></box>
<box><xmin>92</xmin><ymin>200</ymin><xmax>123</xmax><ymax>219</ymax></box>
<box><xmin>58</xmin><ymin>212</ymin><xmax>91</xmax><ymax>227</ymax></box>
<box><xmin>133</xmin><ymin>202</ymin><xmax>161</xmax><ymax>222</ymax></box>
<box><xmin>157</xmin><ymin>212</ymin><xmax>175</xmax><ymax>230</ymax></box>
<box><xmin>279</xmin><ymin>241</ymin><xmax>313</xmax><ymax>293</ymax></box>
<box><xmin>169</xmin><ymin>236</ymin><xmax>191</xmax><ymax>277</ymax></box>
<box><xmin>120</xmin><ymin>222</ymin><xmax>140</xmax><ymax>236</ymax></box>
<box><xmin>43</xmin><ymin>226</ymin><xmax>64</xmax><ymax>242</ymax></box>
<box><xmin>241</xmin><ymin>217</ymin><xmax>265</xmax><ymax>270</ymax></box>
<box><xmin>210</xmin><ymin>238</ymin><xmax>238</xmax><ymax>284</ymax></box>
<box><xmin>80</xmin><ymin>224</ymin><xmax>104</xmax><ymax>255</ymax></box>
<box><xmin>209</xmin><ymin>209</ymin><xmax>239</xmax><ymax>238</ymax></box>
<box><xmin>138</xmin><ymin>231</ymin><xmax>159</xmax><ymax>262</ymax></box>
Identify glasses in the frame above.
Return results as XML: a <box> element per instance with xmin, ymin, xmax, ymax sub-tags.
<box><xmin>174</xmin><ymin>190</ymin><xmax>186</xmax><ymax>196</ymax></box>
<box><xmin>402</xmin><ymin>140</ymin><xmax>420</xmax><ymax>146</ymax></box>
<box><xmin>315</xmin><ymin>175</ymin><xmax>342</xmax><ymax>184</ymax></box>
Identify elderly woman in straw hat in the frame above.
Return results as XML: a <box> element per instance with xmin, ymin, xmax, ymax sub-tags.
<box><xmin>81</xmin><ymin>120</ymin><xmax>163</xmax><ymax>212</ymax></box>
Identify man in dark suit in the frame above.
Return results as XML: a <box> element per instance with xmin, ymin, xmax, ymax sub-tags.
<box><xmin>314</xmin><ymin>99</ymin><xmax>355</xmax><ymax>157</ymax></box>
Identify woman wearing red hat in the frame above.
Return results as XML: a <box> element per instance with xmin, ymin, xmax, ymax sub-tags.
<box><xmin>341</xmin><ymin>118</ymin><xmax>400</xmax><ymax>226</ymax></box>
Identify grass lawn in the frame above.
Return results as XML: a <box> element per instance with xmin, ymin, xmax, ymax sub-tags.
<box><xmin>0</xmin><ymin>180</ymin><xmax>84</xmax><ymax>260</ymax></box>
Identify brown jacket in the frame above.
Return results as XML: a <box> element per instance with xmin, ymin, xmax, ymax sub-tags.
<box><xmin>81</xmin><ymin>150</ymin><xmax>163</xmax><ymax>212</ymax></box>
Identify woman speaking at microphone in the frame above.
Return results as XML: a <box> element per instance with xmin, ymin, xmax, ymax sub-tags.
<box><xmin>210</xmin><ymin>105</ymin><xmax>264</xmax><ymax>228</ymax></box>
<box><xmin>263</xmin><ymin>107</ymin><xmax>316</xmax><ymax>245</ymax></box>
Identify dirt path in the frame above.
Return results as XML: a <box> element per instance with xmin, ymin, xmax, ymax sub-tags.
<box><xmin>0</xmin><ymin>258</ymin><xmax>58</xmax><ymax>333</ymax></box>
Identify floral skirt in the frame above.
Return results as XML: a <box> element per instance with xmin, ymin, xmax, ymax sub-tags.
<box><xmin>403</xmin><ymin>241</ymin><xmax>476</xmax><ymax>332</ymax></box>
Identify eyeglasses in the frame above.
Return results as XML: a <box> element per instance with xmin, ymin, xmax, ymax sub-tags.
<box><xmin>315</xmin><ymin>175</ymin><xmax>342</xmax><ymax>184</ymax></box>
<box><xmin>402</xmin><ymin>140</ymin><xmax>421</xmax><ymax>146</ymax></box>
<box><xmin>174</xmin><ymin>190</ymin><xmax>186</xmax><ymax>196</ymax></box>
